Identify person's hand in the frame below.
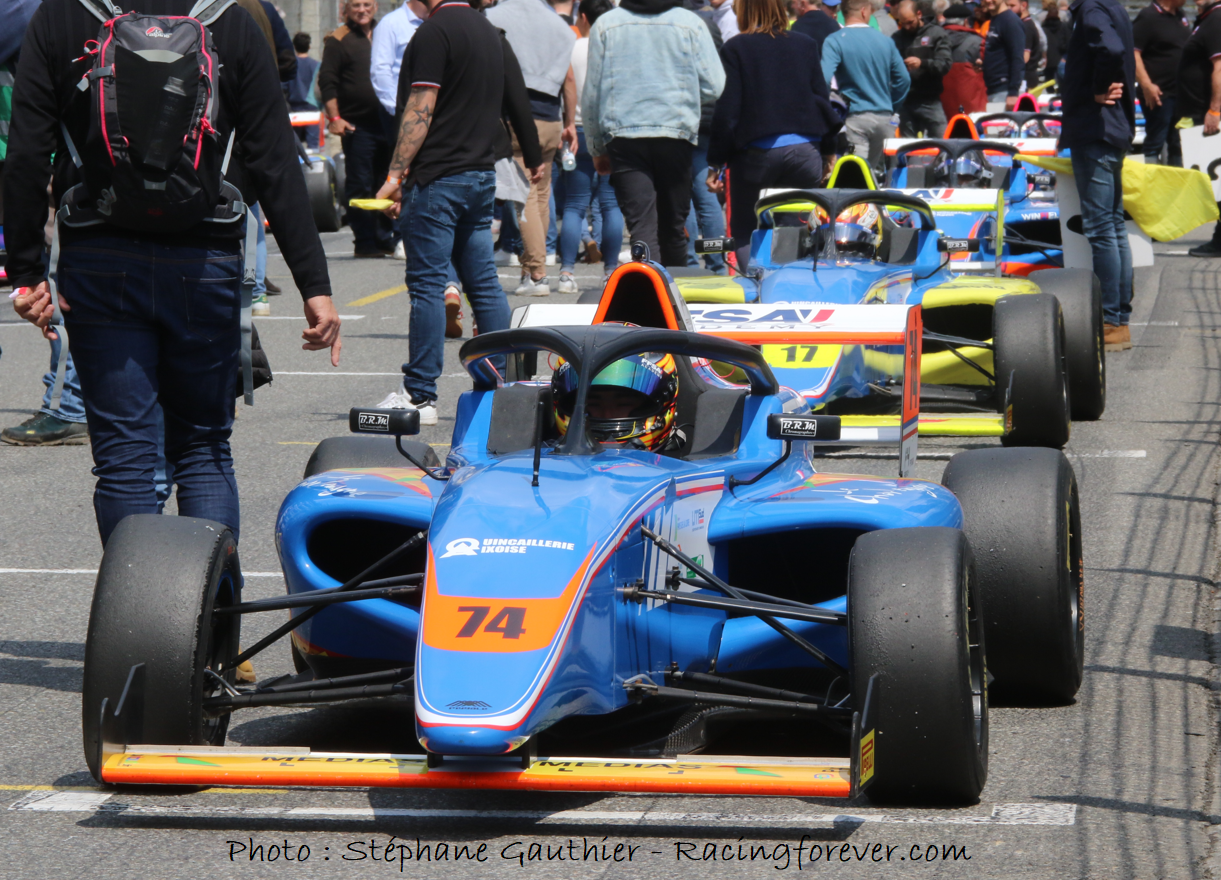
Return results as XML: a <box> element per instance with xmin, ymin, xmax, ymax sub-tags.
<box><xmin>1142</xmin><ymin>81</ymin><xmax>1163</xmax><ymax>108</ymax></box>
<box><xmin>1094</xmin><ymin>83</ymin><xmax>1124</xmax><ymax>106</ymax></box>
<box><xmin>706</xmin><ymin>169</ymin><xmax>724</xmax><ymax>195</ymax></box>
<box><xmin>905</xmin><ymin>56</ymin><xmax>922</xmax><ymax>71</ymax></box>
<box><xmin>1005</xmin><ymin>95</ymin><xmax>1019</xmax><ymax>110</ymax></box>
<box><xmin>376</xmin><ymin>176</ymin><xmax>403</xmax><ymax>218</ymax></box>
<box><xmin>12</xmin><ymin>281</ymin><xmax>70</xmax><ymax>340</ymax></box>
<box><xmin>328</xmin><ymin>116</ymin><xmax>355</xmax><ymax>136</ymax></box>
<box><xmin>1206</xmin><ymin>112</ymin><xmax>1221</xmax><ymax>136</ymax></box>
<box><xmin>302</xmin><ymin>294</ymin><xmax>342</xmax><ymax>366</ymax></box>
<box><xmin>561</xmin><ymin>125</ymin><xmax>578</xmax><ymax>154</ymax></box>
<box><xmin>528</xmin><ymin>163</ymin><xmax>547</xmax><ymax>184</ymax></box>
<box><xmin>593</xmin><ymin>154</ymin><xmax>611</xmax><ymax>175</ymax></box>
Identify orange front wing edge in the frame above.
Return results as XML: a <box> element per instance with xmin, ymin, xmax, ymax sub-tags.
<box><xmin>102</xmin><ymin>747</ymin><xmax>852</xmax><ymax>797</ymax></box>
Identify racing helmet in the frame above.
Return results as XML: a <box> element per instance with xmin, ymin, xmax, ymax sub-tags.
<box><xmin>552</xmin><ymin>351</ymin><xmax>680</xmax><ymax>450</ymax></box>
<box><xmin>939</xmin><ymin>153</ymin><xmax>986</xmax><ymax>186</ymax></box>
<box><xmin>831</xmin><ymin>203</ymin><xmax>882</xmax><ymax>256</ymax></box>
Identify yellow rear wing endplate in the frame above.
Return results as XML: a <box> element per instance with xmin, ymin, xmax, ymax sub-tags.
<box><xmin>836</xmin><ymin>413</ymin><xmax>1007</xmax><ymax>441</ymax></box>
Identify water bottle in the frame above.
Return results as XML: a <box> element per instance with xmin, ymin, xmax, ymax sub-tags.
<box><xmin>561</xmin><ymin>147</ymin><xmax>577</xmax><ymax>172</ymax></box>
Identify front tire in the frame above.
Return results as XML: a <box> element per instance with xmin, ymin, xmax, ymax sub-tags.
<box><xmin>82</xmin><ymin>515</ymin><xmax>242</xmax><ymax>781</ymax></box>
<box><xmin>942</xmin><ymin>447</ymin><xmax>1084</xmax><ymax>702</ymax></box>
<box><xmin>994</xmin><ymin>292</ymin><xmax>1070</xmax><ymax>448</ymax></box>
<box><xmin>1031</xmin><ymin>269</ymin><xmax>1106</xmax><ymax>420</ymax></box>
<box><xmin>303</xmin><ymin>436</ymin><xmax>441</xmax><ymax>479</ymax></box>
<box><xmin>849</xmin><ymin>527</ymin><xmax>988</xmax><ymax>804</ymax></box>
<box><xmin>303</xmin><ymin>159</ymin><xmax>341</xmax><ymax>233</ymax></box>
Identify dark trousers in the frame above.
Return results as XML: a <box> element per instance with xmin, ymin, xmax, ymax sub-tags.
<box><xmin>606</xmin><ymin>137</ymin><xmax>693</xmax><ymax>267</ymax></box>
<box><xmin>728</xmin><ymin>142</ymin><xmax>823</xmax><ymax>269</ymax></box>
<box><xmin>59</xmin><ymin>236</ymin><xmax>243</xmax><ymax>545</ymax></box>
<box><xmin>342</xmin><ymin>125</ymin><xmax>395</xmax><ymax>254</ymax></box>
<box><xmin>899</xmin><ymin>97</ymin><xmax>948</xmax><ymax>139</ymax></box>
<box><xmin>1141</xmin><ymin>94</ymin><xmax>1182</xmax><ymax>166</ymax></box>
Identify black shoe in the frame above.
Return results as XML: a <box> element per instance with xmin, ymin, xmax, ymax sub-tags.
<box><xmin>1</xmin><ymin>412</ymin><xmax>89</xmax><ymax>446</ymax></box>
<box><xmin>1189</xmin><ymin>240</ymin><xmax>1221</xmax><ymax>257</ymax></box>
<box><xmin>265</xmin><ymin>279</ymin><xmax>282</xmax><ymax>295</ymax></box>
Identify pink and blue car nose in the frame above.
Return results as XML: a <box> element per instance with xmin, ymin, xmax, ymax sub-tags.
<box><xmin>418</xmin><ymin>725</ymin><xmax>528</xmax><ymax>756</ymax></box>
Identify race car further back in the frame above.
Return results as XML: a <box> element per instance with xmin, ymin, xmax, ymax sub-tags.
<box><xmin>668</xmin><ymin>188</ymin><xmax>1103</xmax><ymax>448</ymax></box>
<box><xmin>81</xmin><ymin>273</ymin><xmax>1086</xmax><ymax>806</ymax></box>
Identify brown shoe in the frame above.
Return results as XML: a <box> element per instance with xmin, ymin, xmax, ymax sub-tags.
<box><xmin>444</xmin><ymin>286</ymin><xmax>463</xmax><ymax>338</ymax></box>
<box><xmin>1104</xmin><ymin>323</ymin><xmax>1132</xmax><ymax>352</ymax></box>
<box><xmin>583</xmin><ymin>241</ymin><xmax>602</xmax><ymax>264</ymax></box>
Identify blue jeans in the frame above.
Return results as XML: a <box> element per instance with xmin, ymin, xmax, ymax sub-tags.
<box><xmin>685</xmin><ymin>135</ymin><xmax>726</xmax><ymax>273</ymax></box>
<box><xmin>1141</xmin><ymin>95</ymin><xmax>1182</xmax><ymax>166</ymax></box>
<box><xmin>1071</xmin><ymin>141</ymin><xmax>1132</xmax><ymax>326</ymax></box>
<box><xmin>252</xmin><ymin>202</ymin><xmax>267</xmax><ymax>297</ymax></box>
<box><xmin>497</xmin><ymin>201</ymin><xmax>523</xmax><ymax>255</ymax></box>
<box><xmin>342</xmin><ymin>126</ymin><xmax>395</xmax><ymax>254</ymax></box>
<box><xmin>59</xmin><ymin>236</ymin><xmax>243</xmax><ymax>544</ymax></box>
<box><xmin>40</xmin><ymin>336</ymin><xmax>87</xmax><ymax>422</ymax></box>
<box><xmin>401</xmin><ymin>170</ymin><xmax>510</xmax><ymax>401</ymax></box>
<box><xmin>548</xmin><ymin>160</ymin><xmax>562</xmax><ymax>256</ymax></box>
<box><xmin>560</xmin><ymin>129</ymin><xmax>624</xmax><ymax>273</ymax></box>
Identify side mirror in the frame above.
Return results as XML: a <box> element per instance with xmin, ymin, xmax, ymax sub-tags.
<box><xmin>348</xmin><ymin>407</ymin><xmax>421</xmax><ymax>436</ymax></box>
<box><xmin>937</xmin><ymin>238</ymin><xmax>981</xmax><ymax>254</ymax></box>
<box><xmin>766</xmin><ymin>413</ymin><xmax>841</xmax><ymax>441</ymax></box>
<box><xmin>694</xmin><ymin>236</ymin><xmax>736</xmax><ymax>255</ymax></box>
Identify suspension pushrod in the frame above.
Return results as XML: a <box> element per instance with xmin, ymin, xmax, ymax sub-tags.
<box><xmin>628</xmin><ymin>586</ymin><xmax>845</xmax><ymax>625</ymax></box>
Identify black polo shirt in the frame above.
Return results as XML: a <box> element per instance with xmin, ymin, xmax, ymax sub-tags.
<box><xmin>1178</xmin><ymin>4</ymin><xmax>1221</xmax><ymax>119</ymax></box>
<box><xmin>1133</xmin><ymin>2</ymin><xmax>1190</xmax><ymax>95</ymax></box>
<box><xmin>400</xmin><ymin>2</ymin><xmax>507</xmax><ymax>187</ymax></box>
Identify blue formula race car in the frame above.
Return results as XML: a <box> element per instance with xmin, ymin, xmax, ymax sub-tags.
<box><xmin>81</xmin><ymin>284</ymin><xmax>1085</xmax><ymax>805</ymax></box>
<box><xmin>667</xmin><ymin>188</ymin><xmax>1103</xmax><ymax>449</ymax></box>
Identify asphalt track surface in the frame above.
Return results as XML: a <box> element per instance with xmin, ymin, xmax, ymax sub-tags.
<box><xmin>0</xmin><ymin>229</ymin><xmax>1218</xmax><ymax>879</ymax></box>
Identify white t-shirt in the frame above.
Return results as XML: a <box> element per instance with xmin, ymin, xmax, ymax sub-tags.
<box><xmin>571</xmin><ymin>36</ymin><xmax>589</xmax><ymax>127</ymax></box>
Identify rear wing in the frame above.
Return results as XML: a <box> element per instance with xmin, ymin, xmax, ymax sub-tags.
<box><xmin>883</xmin><ymin>137</ymin><xmax>1058</xmax><ymax>156</ymax></box>
<box><xmin>511</xmin><ymin>300</ymin><xmax>924</xmax><ymax>477</ymax></box>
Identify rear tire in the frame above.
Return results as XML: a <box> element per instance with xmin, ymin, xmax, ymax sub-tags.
<box><xmin>1031</xmin><ymin>269</ymin><xmax>1106</xmax><ymax>420</ymax></box>
<box><xmin>994</xmin><ymin>293</ymin><xmax>1070</xmax><ymax>448</ymax></box>
<box><xmin>849</xmin><ymin>527</ymin><xmax>988</xmax><ymax>804</ymax></box>
<box><xmin>303</xmin><ymin>436</ymin><xmax>441</xmax><ymax>479</ymax></box>
<box><xmin>82</xmin><ymin>515</ymin><xmax>241</xmax><ymax>781</ymax></box>
<box><xmin>303</xmin><ymin>159</ymin><xmax>340</xmax><ymax>233</ymax></box>
<box><xmin>333</xmin><ymin>152</ymin><xmax>348</xmax><ymax>226</ymax></box>
<box><xmin>942</xmin><ymin>447</ymin><xmax>1084</xmax><ymax>702</ymax></box>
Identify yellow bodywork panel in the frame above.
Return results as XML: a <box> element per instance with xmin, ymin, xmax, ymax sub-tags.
<box><xmin>761</xmin><ymin>343</ymin><xmax>843</xmax><ymax>370</ymax></box>
<box><xmin>921</xmin><ymin>345</ymin><xmax>994</xmax><ymax>386</ymax></box>
<box><xmin>841</xmin><ymin>413</ymin><xmax>1007</xmax><ymax>436</ymax></box>
<box><xmin>921</xmin><ymin>275</ymin><xmax>1041</xmax><ymax>309</ymax></box>
<box><xmin>673</xmin><ymin>276</ymin><xmax>749</xmax><ymax>304</ymax></box>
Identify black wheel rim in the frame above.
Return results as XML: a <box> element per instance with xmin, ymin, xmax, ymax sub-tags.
<box><xmin>965</xmin><ymin>565</ymin><xmax>987</xmax><ymax>753</ymax></box>
<box><xmin>1067</xmin><ymin>481</ymin><xmax>1085</xmax><ymax>669</ymax></box>
<box><xmin>202</xmin><ymin>568</ymin><xmax>239</xmax><ymax>745</ymax></box>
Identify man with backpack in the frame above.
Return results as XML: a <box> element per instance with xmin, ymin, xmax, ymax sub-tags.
<box><xmin>940</xmin><ymin>3</ymin><xmax>985</xmax><ymax>115</ymax></box>
<box><xmin>5</xmin><ymin>0</ymin><xmax>341</xmax><ymax>545</ymax></box>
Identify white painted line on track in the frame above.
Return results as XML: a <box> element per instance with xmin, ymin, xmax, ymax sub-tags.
<box><xmin>823</xmin><ymin>450</ymin><xmax>1146</xmax><ymax>461</ymax></box>
<box><xmin>254</xmin><ymin>315</ymin><xmax>365</xmax><ymax>320</ymax></box>
<box><xmin>0</xmin><ymin>569</ymin><xmax>283</xmax><ymax>577</ymax></box>
<box><xmin>8</xmin><ymin>791</ymin><xmax>1076</xmax><ymax>826</ymax></box>
<box><xmin>276</xmin><ymin>371</ymin><xmax>402</xmax><ymax>376</ymax></box>
<box><xmin>1130</xmin><ymin>321</ymin><xmax>1180</xmax><ymax>326</ymax></box>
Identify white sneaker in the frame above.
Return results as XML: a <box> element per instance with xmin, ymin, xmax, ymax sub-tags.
<box><xmin>251</xmin><ymin>295</ymin><xmax>270</xmax><ymax>317</ymax></box>
<box><xmin>509</xmin><ymin>253</ymin><xmax>521</xmax><ymax>267</ymax></box>
<box><xmin>375</xmin><ymin>384</ymin><xmax>438</xmax><ymax>426</ymax></box>
<box><xmin>392</xmin><ymin>240</ymin><xmax>406</xmax><ymax>261</ymax></box>
<box><xmin>557</xmin><ymin>272</ymin><xmax>578</xmax><ymax>294</ymax></box>
<box><xmin>514</xmin><ymin>275</ymin><xmax>551</xmax><ymax>296</ymax></box>
<box><xmin>545</xmin><ymin>253</ymin><xmax>557</xmax><ymax>266</ymax></box>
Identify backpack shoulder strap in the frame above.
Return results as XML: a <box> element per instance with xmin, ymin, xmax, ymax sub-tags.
<box><xmin>76</xmin><ymin>0</ymin><xmax>122</xmax><ymax>23</ymax></box>
<box><xmin>188</xmin><ymin>0</ymin><xmax>237</xmax><ymax>25</ymax></box>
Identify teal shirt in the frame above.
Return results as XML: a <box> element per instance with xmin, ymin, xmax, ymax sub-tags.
<box><xmin>821</xmin><ymin>24</ymin><xmax>910</xmax><ymax>115</ymax></box>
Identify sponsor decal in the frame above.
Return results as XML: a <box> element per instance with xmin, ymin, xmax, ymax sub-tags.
<box><xmin>145</xmin><ymin>26</ymin><xmax>170</xmax><ymax>37</ymax></box>
<box><xmin>777</xmin><ymin>417</ymin><xmax>821</xmax><ymax>438</ymax></box>
<box><xmin>859</xmin><ymin>729</ymin><xmax>875</xmax><ymax>785</ymax></box>
<box><xmin>446</xmin><ymin>700</ymin><xmax>492</xmax><ymax>710</ymax></box>
<box><xmin>356</xmin><ymin>411</ymin><xmax>390</xmax><ymax>432</ymax></box>
<box><xmin>440</xmin><ymin>537</ymin><xmax>576</xmax><ymax>558</ymax></box>
<box><xmin>687</xmin><ymin>307</ymin><xmax>835</xmax><ymax>325</ymax></box>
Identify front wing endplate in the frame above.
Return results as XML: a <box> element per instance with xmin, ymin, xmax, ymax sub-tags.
<box><xmin>102</xmin><ymin>747</ymin><xmax>851</xmax><ymax>797</ymax></box>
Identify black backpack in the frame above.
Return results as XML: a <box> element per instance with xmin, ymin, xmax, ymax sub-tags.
<box><xmin>63</xmin><ymin>0</ymin><xmax>241</xmax><ymax>233</ymax></box>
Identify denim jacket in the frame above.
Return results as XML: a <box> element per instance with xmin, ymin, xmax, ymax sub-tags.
<box><xmin>582</xmin><ymin>6</ymin><xmax>726</xmax><ymax>156</ymax></box>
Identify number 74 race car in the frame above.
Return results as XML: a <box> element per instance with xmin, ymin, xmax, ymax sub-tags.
<box><xmin>81</xmin><ymin>264</ymin><xmax>1085</xmax><ymax>805</ymax></box>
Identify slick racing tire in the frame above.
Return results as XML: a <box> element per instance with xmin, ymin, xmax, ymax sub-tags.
<box><xmin>303</xmin><ymin>158</ymin><xmax>341</xmax><ymax>233</ymax></box>
<box><xmin>849</xmin><ymin>527</ymin><xmax>987</xmax><ymax>804</ymax></box>
<box><xmin>942</xmin><ymin>447</ymin><xmax>1084</xmax><ymax>702</ymax></box>
<box><xmin>1030</xmin><ymin>268</ymin><xmax>1106</xmax><ymax>421</ymax></box>
<box><xmin>303</xmin><ymin>435</ymin><xmax>441</xmax><ymax>479</ymax></box>
<box><xmin>82</xmin><ymin>515</ymin><xmax>242</xmax><ymax>781</ymax></box>
<box><xmin>993</xmin><ymin>292</ymin><xmax>1070</xmax><ymax>448</ymax></box>
<box><xmin>333</xmin><ymin>152</ymin><xmax>348</xmax><ymax>226</ymax></box>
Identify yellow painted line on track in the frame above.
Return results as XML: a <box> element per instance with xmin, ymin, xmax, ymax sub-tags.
<box><xmin>349</xmin><ymin>284</ymin><xmax>406</xmax><ymax>307</ymax></box>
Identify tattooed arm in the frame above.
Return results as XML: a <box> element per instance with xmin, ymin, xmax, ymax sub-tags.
<box><xmin>375</xmin><ymin>86</ymin><xmax>438</xmax><ymax>210</ymax></box>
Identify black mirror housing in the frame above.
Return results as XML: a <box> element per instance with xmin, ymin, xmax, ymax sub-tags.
<box><xmin>694</xmin><ymin>236</ymin><xmax>735</xmax><ymax>255</ymax></box>
<box><xmin>767</xmin><ymin>413</ymin><xmax>841</xmax><ymax>441</ymax></box>
<box><xmin>937</xmin><ymin>238</ymin><xmax>981</xmax><ymax>254</ymax></box>
<box><xmin>349</xmin><ymin>407</ymin><xmax>421</xmax><ymax>436</ymax></box>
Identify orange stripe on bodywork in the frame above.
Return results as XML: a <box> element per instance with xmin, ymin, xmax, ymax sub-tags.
<box><xmin>101</xmin><ymin>751</ymin><xmax>852</xmax><ymax>797</ymax></box>
<box><xmin>594</xmin><ymin>263</ymin><xmax>682</xmax><ymax>329</ymax></box>
<box><xmin>420</xmin><ymin>545</ymin><xmax>595</xmax><ymax>653</ymax></box>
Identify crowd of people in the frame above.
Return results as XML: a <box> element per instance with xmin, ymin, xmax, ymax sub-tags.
<box><xmin>0</xmin><ymin>0</ymin><xmax>1219</xmax><ymax>546</ymax></box>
